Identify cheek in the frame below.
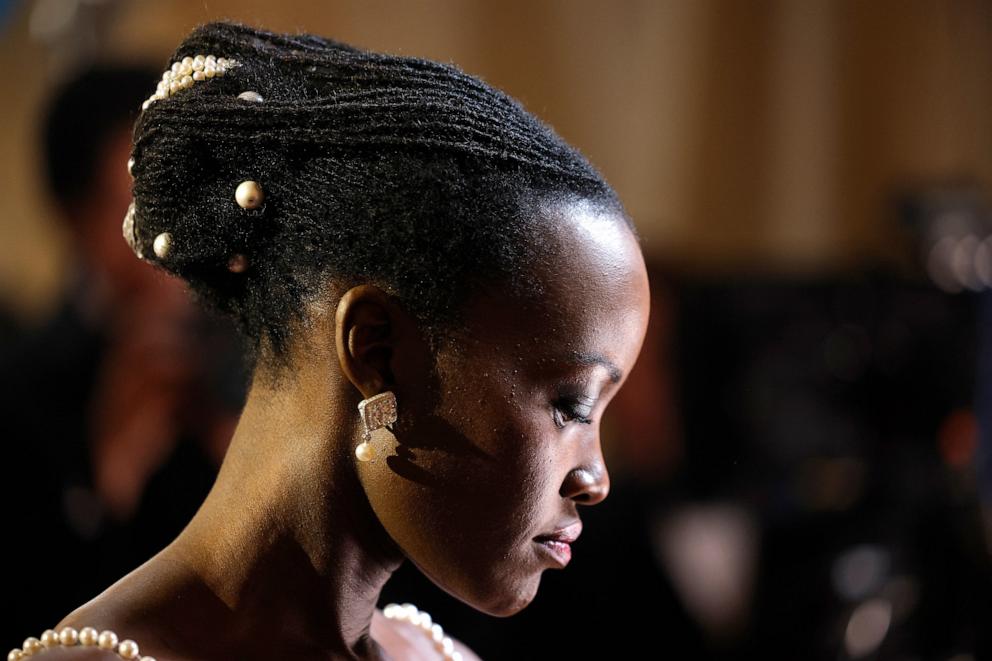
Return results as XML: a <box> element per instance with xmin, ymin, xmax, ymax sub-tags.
<box><xmin>357</xmin><ymin>383</ymin><xmax>560</xmax><ymax>612</ymax></box>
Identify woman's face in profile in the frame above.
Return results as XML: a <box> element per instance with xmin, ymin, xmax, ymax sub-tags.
<box><xmin>359</xmin><ymin>198</ymin><xmax>650</xmax><ymax>616</ymax></box>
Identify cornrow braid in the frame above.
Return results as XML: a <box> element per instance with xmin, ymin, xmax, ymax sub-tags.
<box><xmin>129</xmin><ymin>21</ymin><xmax>629</xmax><ymax>373</ymax></box>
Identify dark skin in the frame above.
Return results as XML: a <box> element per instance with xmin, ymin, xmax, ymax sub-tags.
<box><xmin>42</xmin><ymin>197</ymin><xmax>650</xmax><ymax>660</ymax></box>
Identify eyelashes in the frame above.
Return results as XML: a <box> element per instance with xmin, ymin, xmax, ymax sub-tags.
<box><xmin>552</xmin><ymin>398</ymin><xmax>595</xmax><ymax>428</ymax></box>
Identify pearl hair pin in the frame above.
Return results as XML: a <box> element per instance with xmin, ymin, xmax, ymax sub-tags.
<box><xmin>383</xmin><ymin>603</ymin><xmax>463</xmax><ymax>661</ymax></box>
<box><xmin>152</xmin><ymin>232</ymin><xmax>172</xmax><ymax>259</ymax></box>
<box><xmin>235</xmin><ymin>180</ymin><xmax>264</xmax><ymax>209</ymax></box>
<box><xmin>7</xmin><ymin>626</ymin><xmax>154</xmax><ymax>661</ymax></box>
<box><xmin>141</xmin><ymin>55</ymin><xmax>239</xmax><ymax>110</ymax></box>
<box><xmin>122</xmin><ymin>202</ymin><xmax>142</xmax><ymax>259</ymax></box>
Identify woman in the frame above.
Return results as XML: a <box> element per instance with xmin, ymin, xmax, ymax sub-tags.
<box><xmin>12</xmin><ymin>21</ymin><xmax>650</xmax><ymax>660</ymax></box>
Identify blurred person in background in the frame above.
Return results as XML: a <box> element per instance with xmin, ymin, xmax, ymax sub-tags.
<box><xmin>0</xmin><ymin>65</ymin><xmax>245</xmax><ymax>645</ymax></box>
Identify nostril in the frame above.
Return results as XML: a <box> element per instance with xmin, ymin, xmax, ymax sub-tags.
<box><xmin>560</xmin><ymin>467</ymin><xmax>609</xmax><ymax>505</ymax></box>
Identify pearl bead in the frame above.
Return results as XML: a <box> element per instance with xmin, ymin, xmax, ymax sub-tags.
<box><xmin>237</xmin><ymin>91</ymin><xmax>263</xmax><ymax>102</ymax></box>
<box><xmin>152</xmin><ymin>232</ymin><xmax>172</xmax><ymax>258</ymax></box>
<box><xmin>58</xmin><ymin>628</ymin><xmax>78</xmax><ymax>647</ymax></box>
<box><xmin>98</xmin><ymin>631</ymin><xmax>118</xmax><ymax>650</ymax></box>
<box><xmin>117</xmin><ymin>640</ymin><xmax>140</xmax><ymax>659</ymax></box>
<box><xmin>19</xmin><ymin>599</ymin><xmax>459</xmax><ymax>661</ymax></box>
<box><xmin>227</xmin><ymin>253</ymin><xmax>249</xmax><ymax>273</ymax></box>
<box><xmin>142</xmin><ymin>54</ymin><xmax>238</xmax><ymax>111</ymax></box>
<box><xmin>235</xmin><ymin>181</ymin><xmax>264</xmax><ymax>209</ymax></box>
<box><xmin>127</xmin><ymin>158</ymin><xmax>135</xmax><ymax>176</ymax></box>
<box><xmin>383</xmin><ymin>602</ymin><xmax>461</xmax><ymax>659</ymax></box>
<box><xmin>355</xmin><ymin>442</ymin><xmax>374</xmax><ymax>462</ymax></box>
<box><xmin>78</xmin><ymin>627</ymin><xmax>98</xmax><ymax>646</ymax></box>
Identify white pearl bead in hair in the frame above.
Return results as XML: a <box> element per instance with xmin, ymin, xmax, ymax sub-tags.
<box><xmin>141</xmin><ymin>55</ymin><xmax>238</xmax><ymax>110</ymax></box>
<box><xmin>235</xmin><ymin>180</ymin><xmax>264</xmax><ymax>209</ymax></box>
<box><xmin>237</xmin><ymin>90</ymin><xmax>264</xmax><ymax>102</ymax></box>
<box><xmin>152</xmin><ymin>232</ymin><xmax>172</xmax><ymax>259</ymax></box>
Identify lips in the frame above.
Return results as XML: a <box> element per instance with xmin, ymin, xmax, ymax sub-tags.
<box><xmin>534</xmin><ymin>521</ymin><xmax>582</xmax><ymax>567</ymax></box>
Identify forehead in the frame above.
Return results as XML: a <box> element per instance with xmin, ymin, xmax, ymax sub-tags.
<box><xmin>453</xmin><ymin>198</ymin><xmax>649</xmax><ymax>378</ymax></box>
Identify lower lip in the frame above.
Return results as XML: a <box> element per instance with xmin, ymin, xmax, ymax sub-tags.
<box><xmin>535</xmin><ymin>539</ymin><xmax>572</xmax><ymax>566</ymax></box>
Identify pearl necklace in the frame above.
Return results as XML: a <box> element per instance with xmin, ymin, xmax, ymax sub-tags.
<box><xmin>383</xmin><ymin>603</ymin><xmax>463</xmax><ymax>661</ymax></box>
<box><xmin>7</xmin><ymin>627</ymin><xmax>153</xmax><ymax>661</ymax></box>
<box><xmin>10</xmin><ymin>605</ymin><xmax>459</xmax><ymax>661</ymax></box>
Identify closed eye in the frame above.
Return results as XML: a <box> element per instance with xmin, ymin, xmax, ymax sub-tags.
<box><xmin>552</xmin><ymin>399</ymin><xmax>595</xmax><ymax>428</ymax></box>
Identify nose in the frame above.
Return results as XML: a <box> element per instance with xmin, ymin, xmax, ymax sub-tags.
<box><xmin>560</xmin><ymin>462</ymin><xmax>610</xmax><ymax>505</ymax></box>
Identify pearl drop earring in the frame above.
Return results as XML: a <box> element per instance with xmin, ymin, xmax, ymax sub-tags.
<box><xmin>356</xmin><ymin>392</ymin><xmax>397</xmax><ymax>462</ymax></box>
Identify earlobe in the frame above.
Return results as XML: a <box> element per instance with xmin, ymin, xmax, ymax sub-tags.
<box><xmin>335</xmin><ymin>285</ymin><xmax>397</xmax><ymax>399</ymax></box>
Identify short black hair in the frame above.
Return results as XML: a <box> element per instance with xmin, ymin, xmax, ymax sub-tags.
<box><xmin>42</xmin><ymin>65</ymin><xmax>158</xmax><ymax>214</ymax></box>
<box><xmin>130</xmin><ymin>22</ymin><xmax>632</xmax><ymax>373</ymax></box>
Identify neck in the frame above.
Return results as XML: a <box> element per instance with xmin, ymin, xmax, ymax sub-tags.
<box><xmin>166</xmin><ymin>364</ymin><xmax>404</xmax><ymax>658</ymax></box>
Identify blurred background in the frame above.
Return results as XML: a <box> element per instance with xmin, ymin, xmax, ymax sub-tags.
<box><xmin>2</xmin><ymin>1</ymin><xmax>991</xmax><ymax>659</ymax></box>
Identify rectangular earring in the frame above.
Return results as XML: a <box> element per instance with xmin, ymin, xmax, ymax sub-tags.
<box><xmin>356</xmin><ymin>391</ymin><xmax>397</xmax><ymax>462</ymax></box>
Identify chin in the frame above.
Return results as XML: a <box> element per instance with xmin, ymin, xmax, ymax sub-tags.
<box><xmin>471</xmin><ymin>574</ymin><xmax>542</xmax><ymax>618</ymax></box>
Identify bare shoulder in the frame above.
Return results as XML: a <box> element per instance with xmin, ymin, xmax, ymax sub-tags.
<box><xmin>372</xmin><ymin>607</ymin><xmax>481</xmax><ymax>661</ymax></box>
<box><xmin>8</xmin><ymin>574</ymin><xmax>164</xmax><ymax>661</ymax></box>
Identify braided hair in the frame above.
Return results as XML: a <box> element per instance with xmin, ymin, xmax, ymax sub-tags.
<box><xmin>129</xmin><ymin>22</ymin><xmax>630</xmax><ymax>373</ymax></box>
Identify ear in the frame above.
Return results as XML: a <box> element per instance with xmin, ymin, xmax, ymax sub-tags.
<box><xmin>334</xmin><ymin>284</ymin><xmax>402</xmax><ymax>399</ymax></box>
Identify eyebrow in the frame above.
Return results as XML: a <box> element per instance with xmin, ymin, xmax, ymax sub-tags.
<box><xmin>573</xmin><ymin>351</ymin><xmax>624</xmax><ymax>384</ymax></box>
